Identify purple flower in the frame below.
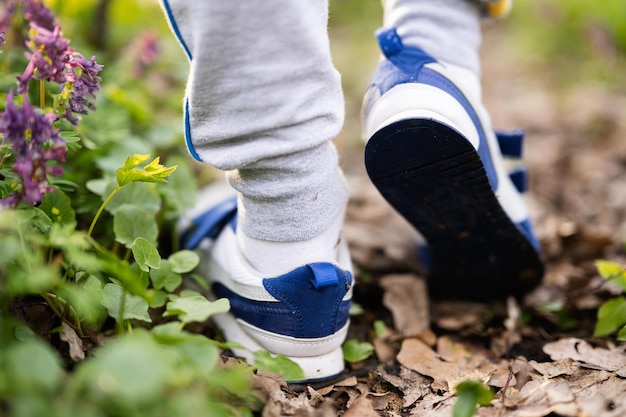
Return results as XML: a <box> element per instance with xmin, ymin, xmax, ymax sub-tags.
<box><xmin>23</xmin><ymin>0</ymin><xmax>56</xmax><ymax>32</ymax></box>
<box><xmin>0</xmin><ymin>32</ymin><xmax>5</xmax><ymax>45</ymax></box>
<box><xmin>66</xmin><ymin>53</ymin><xmax>103</xmax><ymax>115</ymax></box>
<box><xmin>0</xmin><ymin>91</ymin><xmax>65</xmax><ymax>206</ymax></box>
<box><xmin>17</xmin><ymin>22</ymin><xmax>71</xmax><ymax>93</ymax></box>
<box><xmin>133</xmin><ymin>31</ymin><xmax>159</xmax><ymax>77</ymax></box>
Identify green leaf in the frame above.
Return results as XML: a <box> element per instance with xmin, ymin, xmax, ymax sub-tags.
<box><xmin>58</xmin><ymin>279</ymin><xmax>107</xmax><ymax>326</ymax></box>
<box><xmin>149</xmin><ymin>260</ymin><xmax>182</xmax><ymax>292</ymax></box>
<box><xmin>39</xmin><ymin>188</ymin><xmax>77</xmax><ymax>227</ymax></box>
<box><xmin>596</xmin><ymin>260</ymin><xmax>626</xmax><ymax>291</ymax></box>
<box><xmin>618</xmin><ymin>325</ymin><xmax>626</xmax><ymax>341</ymax></box>
<box><xmin>73</xmin><ymin>331</ymin><xmax>176</xmax><ymax>404</ymax></box>
<box><xmin>114</xmin><ymin>205</ymin><xmax>158</xmax><ymax>248</ymax></box>
<box><xmin>147</xmin><ymin>289</ymin><xmax>168</xmax><ymax>308</ymax></box>
<box><xmin>101</xmin><ymin>282</ymin><xmax>152</xmax><ymax>323</ymax></box>
<box><xmin>86</xmin><ymin>177</ymin><xmax>115</xmax><ymax>199</ymax></box>
<box><xmin>453</xmin><ymin>380</ymin><xmax>494</xmax><ymax>417</ymax></box>
<box><xmin>48</xmin><ymin>224</ymin><xmax>103</xmax><ymax>273</ymax></box>
<box><xmin>373</xmin><ymin>320</ymin><xmax>387</xmax><ymax>338</ymax></box>
<box><xmin>106</xmin><ymin>182</ymin><xmax>161</xmax><ymax>214</ymax></box>
<box><xmin>253</xmin><ymin>350</ymin><xmax>305</xmax><ymax>382</ymax></box>
<box><xmin>30</xmin><ymin>208</ymin><xmax>53</xmax><ymax>234</ymax></box>
<box><xmin>342</xmin><ymin>338</ymin><xmax>374</xmax><ymax>363</ymax></box>
<box><xmin>169</xmin><ymin>250</ymin><xmax>200</xmax><ymax>273</ymax></box>
<box><xmin>594</xmin><ymin>296</ymin><xmax>626</xmax><ymax>337</ymax></box>
<box><xmin>132</xmin><ymin>237</ymin><xmax>161</xmax><ymax>272</ymax></box>
<box><xmin>4</xmin><ymin>339</ymin><xmax>63</xmax><ymax>394</ymax></box>
<box><xmin>116</xmin><ymin>154</ymin><xmax>177</xmax><ymax>187</ymax></box>
<box><xmin>151</xmin><ymin>324</ymin><xmax>220</xmax><ymax>372</ymax></box>
<box><xmin>164</xmin><ymin>292</ymin><xmax>230</xmax><ymax>325</ymax></box>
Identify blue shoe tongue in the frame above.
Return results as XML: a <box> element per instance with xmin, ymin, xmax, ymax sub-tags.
<box><xmin>307</xmin><ymin>263</ymin><xmax>339</xmax><ymax>288</ymax></box>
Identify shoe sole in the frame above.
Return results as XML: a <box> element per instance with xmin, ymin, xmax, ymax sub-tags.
<box><xmin>212</xmin><ymin>310</ymin><xmax>346</xmax><ymax>383</ymax></box>
<box><xmin>365</xmin><ymin>118</ymin><xmax>544</xmax><ymax>299</ymax></box>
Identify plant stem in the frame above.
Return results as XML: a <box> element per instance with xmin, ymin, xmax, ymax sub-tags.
<box><xmin>40</xmin><ymin>80</ymin><xmax>45</xmax><ymax>110</ymax></box>
<box><xmin>88</xmin><ymin>185</ymin><xmax>121</xmax><ymax>237</ymax></box>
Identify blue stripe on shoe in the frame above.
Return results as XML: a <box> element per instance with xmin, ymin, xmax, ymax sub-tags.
<box><xmin>509</xmin><ymin>168</ymin><xmax>528</xmax><ymax>193</ymax></box>
<box><xmin>517</xmin><ymin>218</ymin><xmax>540</xmax><ymax>251</ymax></box>
<box><xmin>495</xmin><ymin>130</ymin><xmax>524</xmax><ymax>158</ymax></box>
<box><xmin>181</xmin><ymin>197</ymin><xmax>238</xmax><ymax>250</ymax></box>
<box><xmin>213</xmin><ymin>263</ymin><xmax>352</xmax><ymax>339</ymax></box>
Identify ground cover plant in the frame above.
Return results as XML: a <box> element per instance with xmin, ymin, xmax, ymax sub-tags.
<box><xmin>2</xmin><ymin>0</ymin><xmax>626</xmax><ymax>416</ymax></box>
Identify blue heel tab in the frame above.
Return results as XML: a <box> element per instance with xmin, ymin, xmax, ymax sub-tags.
<box><xmin>308</xmin><ymin>263</ymin><xmax>341</xmax><ymax>288</ymax></box>
<box><xmin>375</xmin><ymin>27</ymin><xmax>436</xmax><ymax>69</ymax></box>
<box><xmin>376</xmin><ymin>27</ymin><xmax>404</xmax><ymax>57</ymax></box>
<box><xmin>181</xmin><ymin>197</ymin><xmax>237</xmax><ymax>249</ymax></box>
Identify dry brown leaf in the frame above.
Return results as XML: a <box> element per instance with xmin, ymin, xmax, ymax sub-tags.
<box><xmin>60</xmin><ymin>322</ymin><xmax>85</xmax><ymax>361</ymax></box>
<box><xmin>543</xmin><ymin>338</ymin><xmax>626</xmax><ymax>377</ymax></box>
<box><xmin>373</xmin><ymin>336</ymin><xmax>397</xmax><ymax>364</ymax></box>
<box><xmin>335</xmin><ymin>376</ymin><xmax>358</xmax><ymax>387</ymax></box>
<box><xmin>408</xmin><ymin>393</ymin><xmax>455</xmax><ymax>417</ymax></box>
<box><xmin>397</xmin><ymin>337</ymin><xmax>513</xmax><ymax>393</ymax></box>
<box><xmin>343</xmin><ymin>394</ymin><xmax>380</xmax><ymax>417</ymax></box>
<box><xmin>373</xmin><ymin>365</ymin><xmax>430</xmax><ymax>408</ymax></box>
<box><xmin>529</xmin><ymin>358</ymin><xmax>581</xmax><ymax>379</ymax></box>
<box><xmin>307</xmin><ymin>386</ymin><xmax>325</xmax><ymax>407</ymax></box>
<box><xmin>368</xmin><ymin>391</ymin><xmax>399</xmax><ymax>411</ymax></box>
<box><xmin>380</xmin><ymin>274</ymin><xmax>430</xmax><ymax>337</ymax></box>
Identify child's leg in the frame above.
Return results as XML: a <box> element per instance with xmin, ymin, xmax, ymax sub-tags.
<box><xmin>161</xmin><ymin>0</ymin><xmax>353</xmax><ymax>382</ymax></box>
<box><xmin>363</xmin><ymin>0</ymin><xmax>544</xmax><ymax>297</ymax></box>
<box><xmin>161</xmin><ymin>0</ymin><xmax>349</xmax><ymax>274</ymax></box>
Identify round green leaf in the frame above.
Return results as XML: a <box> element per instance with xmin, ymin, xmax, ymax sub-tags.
<box><xmin>169</xmin><ymin>250</ymin><xmax>200</xmax><ymax>274</ymax></box>
<box><xmin>164</xmin><ymin>294</ymin><xmax>230</xmax><ymax>325</ymax></box>
<box><xmin>594</xmin><ymin>296</ymin><xmax>626</xmax><ymax>337</ymax></box>
<box><xmin>39</xmin><ymin>188</ymin><xmax>77</xmax><ymax>227</ymax></box>
<box><xmin>76</xmin><ymin>332</ymin><xmax>176</xmax><ymax>404</ymax></box>
<box><xmin>101</xmin><ymin>283</ymin><xmax>151</xmax><ymax>323</ymax></box>
<box><xmin>114</xmin><ymin>206</ymin><xmax>158</xmax><ymax>248</ymax></box>
<box><xmin>4</xmin><ymin>339</ymin><xmax>63</xmax><ymax>394</ymax></box>
<box><xmin>132</xmin><ymin>237</ymin><xmax>161</xmax><ymax>272</ymax></box>
<box><xmin>149</xmin><ymin>260</ymin><xmax>182</xmax><ymax>292</ymax></box>
<box><xmin>253</xmin><ymin>350</ymin><xmax>305</xmax><ymax>382</ymax></box>
<box><xmin>342</xmin><ymin>338</ymin><xmax>374</xmax><ymax>363</ymax></box>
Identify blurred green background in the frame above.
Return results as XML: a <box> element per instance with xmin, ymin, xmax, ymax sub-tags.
<box><xmin>46</xmin><ymin>0</ymin><xmax>626</xmax><ymax>157</ymax></box>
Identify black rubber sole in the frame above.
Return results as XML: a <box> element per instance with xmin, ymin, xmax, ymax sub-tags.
<box><xmin>365</xmin><ymin>119</ymin><xmax>544</xmax><ymax>299</ymax></box>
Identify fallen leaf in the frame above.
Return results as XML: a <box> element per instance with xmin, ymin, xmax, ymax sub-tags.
<box><xmin>368</xmin><ymin>391</ymin><xmax>399</xmax><ymax>411</ymax></box>
<box><xmin>343</xmin><ymin>394</ymin><xmax>380</xmax><ymax>417</ymax></box>
<box><xmin>307</xmin><ymin>386</ymin><xmax>325</xmax><ymax>407</ymax></box>
<box><xmin>380</xmin><ymin>274</ymin><xmax>430</xmax><ymax>337</ymax></box>
<box><xmin>59</xmin><ymin>322</ymin><xmax>84</xmax><ymax>361</ymax></box>
<box><xmin>542</xmin><ymin>338</ymin><xmax>626</xmax><ymax>377</ymax></box>
<box><xmin>374</xmin><ymin>365</ymin><xmax>430</xmax><ymax>408</ymax></box>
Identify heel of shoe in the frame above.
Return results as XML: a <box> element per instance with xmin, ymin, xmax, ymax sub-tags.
<box><xmin>212</xmin><ymin>311</ymin><xmax>346</xmax><ymax>382</ymax></box>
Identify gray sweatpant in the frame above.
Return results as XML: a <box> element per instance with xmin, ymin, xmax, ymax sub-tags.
<box><xmin>161</xmin><ymin>0</ymin><xmax>481</xmax><ymax>242</ymax></box>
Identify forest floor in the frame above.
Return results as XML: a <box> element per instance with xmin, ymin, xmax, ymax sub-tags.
<box><xmin>249</xmin><ymin>23</ymin><xmax>626</xmax><ymax>417</ymax></box>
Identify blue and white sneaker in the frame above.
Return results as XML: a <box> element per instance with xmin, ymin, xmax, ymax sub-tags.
<box><xmin>180</xmin><ymin>194</ymin><xmax>353</xmax><ymax>382</ymax></box>
<box><xmin>362</xmin><ymin>28</ymin><xmax>544</xmax><ymax>298</ymax></box>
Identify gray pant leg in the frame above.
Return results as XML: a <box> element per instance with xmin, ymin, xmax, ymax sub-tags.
<box><xmin>161</xmin><ymin>0</ymin><xmax>348</xmax><ymax>241</ymax></box>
